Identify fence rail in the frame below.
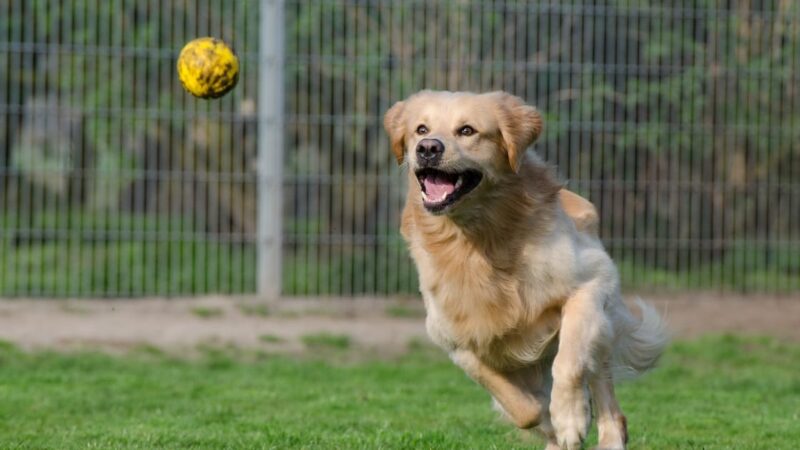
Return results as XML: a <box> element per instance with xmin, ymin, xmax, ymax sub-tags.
<box><xmin>1</xmin><ymin>0</ymin><xmax>798</xmax><ymax>297</ymax></box>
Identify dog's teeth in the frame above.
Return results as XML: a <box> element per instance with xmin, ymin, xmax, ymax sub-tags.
<box><xmin>455</xmin><ymin>177</ymin><xmax>463</xmax><ymax>189</ymax></box>
<box><xmin>422</xmin><ymin>190</ymin><xmax>447</xmax><ymax>203</ymax></box>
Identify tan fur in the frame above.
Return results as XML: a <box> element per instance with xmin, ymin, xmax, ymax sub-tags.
<box><xmin>558</xmin><ymin>189</ymin><xmax>599</xmax><ymax>236</ymax></box>
<box><xmin>384</xmin><ymin>99</ymin><xmax>408</xmax><ymax>163</ymax></box>
<box><xmin>385</xmin><ymin>91</ymin><xmax>668</xmax><ymax>450</ymax></box>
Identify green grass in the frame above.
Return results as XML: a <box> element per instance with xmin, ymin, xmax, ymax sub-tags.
<box><xmin>617</xmin><ymin>260</ymin><xmax>800</xmax><ymax>293</ymax></box>
<box><xmin>300</xmin><ymin>333</ymin><xmax>351</xmax><ymax>350</ymax></box>
<box><xmin>190</xmin><ymin>307</ymin><xmax>225</xmax><ymax>319</ymax></box>
<box><xmin>282</xmin><ymin>244</ymin><xmax>420</xmax><ymax>296</ymax></box>
<box><xmin>3</xmin><ymin>209</ymin><xmax>800</xmax><ymax>296</ymax></box>
<box><xmin>2</xmin><ymin>212</ymin><xmax>798</xmax><ymax>295</ymax></box>
<box><xmin>238</xmin><ymin>303</ymin><xmax>272</xmax><ymax>317</ymax></box>
<box><xmin>615</xmin><ymin>243</ymin><xmax>800</xmax><ymax>293</ymax></box>
<box><xmin>0</xmin><ymin>335</ymin><xmax>798</xmax><ymax>449</ymax></box>
<box><xmin>258</xmin><ymin>334</ymin><xmax>284</xmax><ymax>344</ymax></box>
<box><xmin>0</xmin><ymin>239</ymin><xmax>257</xmax><ymax>297</ymax></box>
<box><xmin>385</xmin><ymin>304</ymin><xmax>426</xmax><ymax>318</ymax></box>
<box><xmin>0</xmin><ymin>212</ymin><xmax>257</xmax><ymax>296</ymax></box>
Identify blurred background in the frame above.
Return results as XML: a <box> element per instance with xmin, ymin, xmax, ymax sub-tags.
<box><xmin>0</xmin><ymin>0</ymin><xmax>798</xmax><ymax>299</ymax></box>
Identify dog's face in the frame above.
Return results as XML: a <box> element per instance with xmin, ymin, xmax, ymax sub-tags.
<box><xmin>384</xmin><ymin>91</ymin><xmax>543</xmax><ymax>214</ymax></box>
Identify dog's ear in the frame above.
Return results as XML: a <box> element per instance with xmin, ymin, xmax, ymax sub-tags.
<box><xmin>492</xmin><ymin>92</ymin><xmax>543</xmax><ymax>172</ymax></box>
<box><xmin>383</xmin><ymin>100</ymin><xmax>407</xmax><ymax>164</ymax></box>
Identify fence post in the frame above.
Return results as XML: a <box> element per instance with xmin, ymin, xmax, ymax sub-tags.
<box><xmin>257</xmin><ymin>0</ymin><xmax>284</xmax><ymax>300</ymax></box>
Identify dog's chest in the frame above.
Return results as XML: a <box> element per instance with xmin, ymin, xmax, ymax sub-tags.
<box><xmin>414</xmin><ymin>242</ymin><xmax>562</xmax><ymax>353</ymax></box>
<box><xmin>411</xmin><ymin>225</ymin><xmax>574</xmax><ymax>364</ymax></box>
<box><xmin>412</xmin><ymin>236</ymin><xmax>509</xmax><ymax>324</ymax></box>
<box><xmin>422</xmin><ymin>284</ymin><xmax>562</xmax><ymax>369</ymax></box>
<box><xmin>478</xmin><ymin>307</ymin><xmax>562</xmax><ymax>369</ymax></box>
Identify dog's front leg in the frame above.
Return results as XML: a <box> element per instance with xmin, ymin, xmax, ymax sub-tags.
<box><xmin>550</xmin><ymin>280</ymin><xmax>614</xmax><ymax>450</ymax></box>
<box><xmin>451</xmin><ymin>349</ymin><xmax>543</xmax><ymax>430</ymax></box>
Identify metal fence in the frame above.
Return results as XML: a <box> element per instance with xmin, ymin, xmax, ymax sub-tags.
<box><xmin>0</xmin><ymin>0</ymin><xmax>261</xmax><ymax>297</ymax></box>
<box><xmin>1</xmin><ymin>1</ymin><xmax>799</xmax><ymax>298</ymax></box>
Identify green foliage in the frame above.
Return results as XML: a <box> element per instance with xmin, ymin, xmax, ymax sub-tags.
<box><xmin>0</xmin><ymin>336</ymin><xmax>798</xmax><ymax>448</ymax></box>
<box><xmin>0</xmin><ymin>1</ymin><xmax>260</xmax><ymax>219</ymax></box>
<box><xmin>283</xmin><ymin>241</ymin><xmax>419</xmax><ymax>296</ymax></box>
<box><xmin>0</xmin><ymin>212</ymin><xmax>256</xmax><ymax>296</ymax></box>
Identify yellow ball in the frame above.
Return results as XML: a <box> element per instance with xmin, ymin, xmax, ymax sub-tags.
<box><xmin>177</xmin><ymin>37</ymin><xmax>239</xmax><ymax>99</ymax></box>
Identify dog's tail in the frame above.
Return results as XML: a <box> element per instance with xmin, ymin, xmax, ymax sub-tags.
<box><xmin>610</xmin><ymin>298</ymin><xmax>670</xmax><ymax>380</ymax></box>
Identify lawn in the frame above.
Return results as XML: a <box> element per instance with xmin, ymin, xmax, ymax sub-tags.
<box><xmin>0</xmin><ymin>335</ymin><xmax>798</xmax><ymax>449</ymax></box>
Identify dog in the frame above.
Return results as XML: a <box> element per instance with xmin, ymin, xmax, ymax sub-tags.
<box><xmin>383</xmin><ymin>90</ymin><xmax>668</xmax><ymax>450</ymax></box>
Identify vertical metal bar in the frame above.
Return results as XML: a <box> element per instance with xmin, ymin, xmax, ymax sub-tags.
<box><xmin>0</xmin><ymin>0</ymin><xmax>11</xmax><ymax>295</ymax></box>
<box><xmin>112</xmin><ymin>0</ymin><xmax>123</xmax><ymax>296</ymax></box>
<box><xmin>258</xmin><ymin>0</ymin><xmax>284</xmax><ymax>299</ymax></box>
<box><xmin>307</xmin><ymin>0</ymin><xmax>319</xmax><ymax>296</ymax></box>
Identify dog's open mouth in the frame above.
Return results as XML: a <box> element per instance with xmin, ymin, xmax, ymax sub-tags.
<box><xmin>415</xmin><ymin>168</ymin><xmax>483</xmax><ymax>212</ymax></box>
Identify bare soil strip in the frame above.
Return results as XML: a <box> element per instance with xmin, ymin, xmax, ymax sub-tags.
<box><xmin>0</xmin><ymin>293</ymin><xmax>798</xmax><ymax>354</ymax></box>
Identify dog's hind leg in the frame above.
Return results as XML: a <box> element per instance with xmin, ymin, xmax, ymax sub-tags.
<box><xmin>589</xmin><ymin>365</ymin><xmax>627</xmax><ymax>450</ymax></box>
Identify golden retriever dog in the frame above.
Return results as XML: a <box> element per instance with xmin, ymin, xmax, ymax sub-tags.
<box><xmin>383</xmin><ymin>90</ymin><xmax>668</xmax><ymax>450</ymax></box>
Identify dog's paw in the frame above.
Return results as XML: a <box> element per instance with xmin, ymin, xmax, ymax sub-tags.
<box><xmin>550</xmin><ymin>384</ymin><xmax>589</xmax><ymax>450</ymax></box>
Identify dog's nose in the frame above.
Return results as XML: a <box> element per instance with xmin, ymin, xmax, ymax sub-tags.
<box><xmin>416</xmin><ymin>139</ymin><xmax>444</xmax><ymax>164</ymax></box>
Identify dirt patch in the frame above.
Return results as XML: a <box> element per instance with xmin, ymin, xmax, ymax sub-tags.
<box><xmin>646</xmin><ymin>293</ymin><xmax>800</xmax><ymax>342</ymax></box>
<box><xmin>0</xmin><ymin>296</ymin><xmax>426</xmax><ymax>355</ymax></box>
<box><xmin>0</xmin><ymin>293</ymin><xmax>798</xmax><ymax>355</ymax></box>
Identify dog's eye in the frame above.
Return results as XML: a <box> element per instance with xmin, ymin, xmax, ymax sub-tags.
<box><xmin>416</xmin><ymin>124</ymin><xmax>429</xmax><ymax>135</ymax></box>
<box><xmin>458</xmin><ymin>125</ymin><xmax>476</xmax><ymax>136</ymax></box>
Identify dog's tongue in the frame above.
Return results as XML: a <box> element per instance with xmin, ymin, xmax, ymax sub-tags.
<box><xmin>424</xmin><ymin>173</ymin><xmax>457</xmax><ymax>200</ymax></box>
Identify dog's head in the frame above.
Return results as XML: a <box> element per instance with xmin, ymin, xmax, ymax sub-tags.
<box><xmin>383</xmin><ymin>90</ymin><xmax>543</xmax><ymax>214</ymax></box>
